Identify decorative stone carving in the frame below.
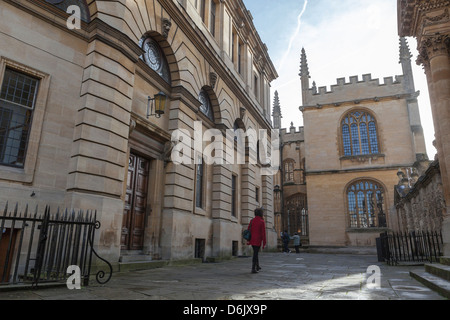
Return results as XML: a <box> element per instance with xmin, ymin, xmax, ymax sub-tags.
<box><xmin>424</xmin><ymin>8</ymin><xmax>449</xmax><ymax>24</ymax></box>
<box><xmin>162</xmin><ymin>18</ymin><xmax>172</xmax><ymax>39</ymax></box>
<box><xmin>163</xmin><ymin>140</ymin><xmax>175</xmax><ymax>167</ymax></box>
<box><xmin>418</xmin><ymin>33</ymin><xmax>450</xmax><ymax>63</ymax></box>
<box><xmin>395</xmin><ymin>161</ymin><xmax>445</xmax><ymax>233</ymax></box>
<box><xmin>240</xmin><ymin>107</ymin><xmax>246</xmax><ymax>119</ymax></box>
<box><xmin>129</xmin><ymin>119</ymin><xmax>136</xmax><ymax>133</ymax></box>
<box><xmin>209</xmin><ymin>72</ymin><xmax>218</xmax><ymax>89</ymax></box>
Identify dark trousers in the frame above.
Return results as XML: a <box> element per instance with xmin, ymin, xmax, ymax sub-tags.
<box><xmin>252</xmin><ymin>245</ymin><xmax>260</xmax><ymax>270</ymax></box>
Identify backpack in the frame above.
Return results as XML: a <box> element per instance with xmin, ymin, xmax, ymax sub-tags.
<box><xmin>242</xmin><ymin>219</ymin><xmax>253</xmax><ymax>241</ymax></box>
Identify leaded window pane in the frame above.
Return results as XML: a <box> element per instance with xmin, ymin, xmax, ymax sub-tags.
<box><xmin>342</xmin><ymin>124</ymin><xmax>351</xmax><ymax>156</ymax></box>
<box><xmin>360</xmin><ymin>123</ymin><xmax>370</xmax><ymax>154</ymax></box>
<box><xmin>369</xmin><ymin>122</ymin><xmax>378</xmax><ymax>154</ymax></box>
<box><xmin>342</xmin><ymin>111</ymin><xmax>379</xmax><ymax>156</ymax></box>
<box><xmin>348</xmin><ymin>192</ymin><xmax>357</xmax><ymax>228</ymax></box>
<box><xmin>346</xmin><ymin>180</ymin><xmax>386</xmax><ymax>228</ymax></box>
<box><xmin>351</xmin><ymin>123</ymin><xmax>360</xmax><ymax>155</ymax></box>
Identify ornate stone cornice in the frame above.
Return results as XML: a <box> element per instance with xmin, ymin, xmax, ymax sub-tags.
<box><xmin>398</xmin><ymin>0</ymin><xmax>450</xmax><ymax>37</ymax></box>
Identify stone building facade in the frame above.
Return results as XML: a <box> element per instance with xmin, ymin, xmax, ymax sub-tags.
<box><xmin>0</xmin><ymin>0</ymin><xmax>278</xmax><ymax>268</ymax></box>
<box><xmin>297</xmin><ymin>39</ymin><xmax>429</xmax><ymax>248</ymax></box>
<box><xmin>398</xmin><ymin>0</ymin><xmax>450</xmax><ymax>255</ymax></box>
<box><xmin>272</xmin><ymin>92</ymin><xmax>308</xmax><ymax>245</ymax></box>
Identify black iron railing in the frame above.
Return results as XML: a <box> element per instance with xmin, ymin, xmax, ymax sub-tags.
<box><xmin>0</xmin><ymin>203</ymin><xmax>112</xmax><ymax>287</ymax></box>
<box><xmin>379</xmin><ymin>231</ymin><xmax>443</xmax><ymax>266</ymax></box>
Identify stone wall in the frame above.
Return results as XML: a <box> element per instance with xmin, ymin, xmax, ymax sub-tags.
<box><xmin>394</xmin><ymin>161</ymin><xmax>445</xmax><ymax>234</ymax></box>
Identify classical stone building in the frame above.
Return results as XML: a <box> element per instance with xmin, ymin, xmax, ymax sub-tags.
<box><xmin>0</xmin><ymin>0</ymin><xmax>278</xmax><ymax>269</ymax></box>
<box><xmin>292</xmin><ymin>38</ymin><xmax>429</xmax><ymax>248</ymax></box>
<box><xmin>398</xmin><ymin>0</ymin><xmax>450</xmax><ymax>255</ymax></box>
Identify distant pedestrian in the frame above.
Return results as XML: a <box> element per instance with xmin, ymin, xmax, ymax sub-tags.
<box><xmin>247</xmin><ymin>207</ymin><xmax>266</xmax><ymax>274</ymax></box>
<box><xmin>282</xmin><ymin>230</ymin><xmax>290</xmax><ymax>253</ymax></box>
<box><xmin>292</xmin><ymin>232</ymin><xmax>301</xmax><ymax>253</ymax></box>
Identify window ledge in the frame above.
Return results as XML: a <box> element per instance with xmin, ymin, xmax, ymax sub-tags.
<box><xmin>194</xmin><ymin>207</ymin><xmax>207</xmax><ymax>216</ymax></box>
<box><xmin>340</xmin><ymin>153</ymin><xmax>385</xmax><ymax>163</ymax></box>
<box><xmin>0</xmin><ymin>165</ymin><xmax>33</xmax><ymax>184</ymax></box>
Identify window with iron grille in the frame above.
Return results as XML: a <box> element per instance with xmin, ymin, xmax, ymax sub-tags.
<box><xmin>0</xmin><ymin>68</ymin><xmax>39</xmax><ymax>168</ymax></box>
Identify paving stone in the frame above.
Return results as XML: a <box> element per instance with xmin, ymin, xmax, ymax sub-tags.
<box><xmin>0</xmin><ymin>253</ymin><xmax>446</xmax><ymax>300</ymax></box>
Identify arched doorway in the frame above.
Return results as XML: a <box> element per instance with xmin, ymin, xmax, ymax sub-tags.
<box><xmin>285</xmin><ymin>193</ymin><xmax>309</xmax><ymax>244</ymax></box>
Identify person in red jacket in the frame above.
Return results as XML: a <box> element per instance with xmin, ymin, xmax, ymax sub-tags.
<box><xmin>247</xmin><ymin>207</ymin><xmax>267</xmax><ymax>273</ymax></box>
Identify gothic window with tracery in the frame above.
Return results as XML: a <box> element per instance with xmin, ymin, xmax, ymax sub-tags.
<box><xmin>347</xmin><ymin>180</ymin><xmax>387</xmax><ymax>228</ymax></box>
<box><xmin>342</xmin><ymin>111</ymin><xmax>379</xmax><ymax>156</ymax></box>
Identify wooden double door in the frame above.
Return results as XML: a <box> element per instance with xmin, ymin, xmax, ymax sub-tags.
<box><xmin>121</xmin><ymin>153</ymin><xmax>150</xmax><ymax>251</ymax></box>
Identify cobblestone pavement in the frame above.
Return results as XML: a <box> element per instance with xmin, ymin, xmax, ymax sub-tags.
<box><xmin>0</xmin><ymin>252</ymin><xmax>446</xmax><ymax>300</ymax></box>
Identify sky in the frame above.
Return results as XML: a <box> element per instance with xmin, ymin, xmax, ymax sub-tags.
<box><xmin>243</xmin><ymin>0</ymin><xmax>437</xmax><ymax>159</ymax></box>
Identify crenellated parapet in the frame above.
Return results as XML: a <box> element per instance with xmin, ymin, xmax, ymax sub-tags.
<box><xmin>300</xmin><ymin>73</ymin><xmax>417</xmax><ymax>110</ymax></box>
<box><xmin>280</xmin><ymin>125</ymin><xmax>305</xmax><ymax>143</ymax></box>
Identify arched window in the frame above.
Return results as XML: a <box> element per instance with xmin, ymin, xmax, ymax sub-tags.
<box><xmin>285</xmin><ymin>193</ymin><xmax>308</xmax><ymax>236</ymax></box>
<box><xmin>347</xmin><ymin>180</ymin><xmax>387</xmax><ymax>228</ymax></box>
<box><xmin>342</xmin><ymin>111</ymin><xmax>379</xmax><ymax>156</ymax></box>
<box><xmin>140</xmin><ymin>36</ymin><xmax>171</xmax><ymax>84</ymax></box>
<box><xmin>198</xmin><ymin>90</ymin><xmax>214</xmax><ymax>121</ymax></box>
<box><xmin>44</xmin><ymin>0</ymin><xmax>91</xmax><ymax>22</ymax></box>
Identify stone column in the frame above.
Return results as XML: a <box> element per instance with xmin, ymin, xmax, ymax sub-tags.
<box><xmin>418</xmin><ymin>32</ymin><xmax>450</xmax><ymax>254</ymax></box>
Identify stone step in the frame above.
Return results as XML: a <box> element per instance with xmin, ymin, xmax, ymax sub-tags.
<box><xmin>425</xmin><ymin>263</ymin><xmax>450</xmax><ymax>282</ymax></box>
<box><xmin>118</xmin><ymin>258</ymin><xmax>203</xmax><ymax>272</ymax></box>
<box><xmin>118</xmin><ymin>260</ymin><xmax>169</xmax><ymax>272</ymax></box>
<box><xmin>410</xmin><ymin>271</ymin><xmax>450</xmax><ymax>299</ymax></box>
<box><xmin>440</xmin><ymin>256</ymin><xmax>450</xmax><ymax>266</ymax></box>
<box><xmin>119</xmin><ymin>254</ymin><xmax>153</xmax><ymax>263</ymax></box>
